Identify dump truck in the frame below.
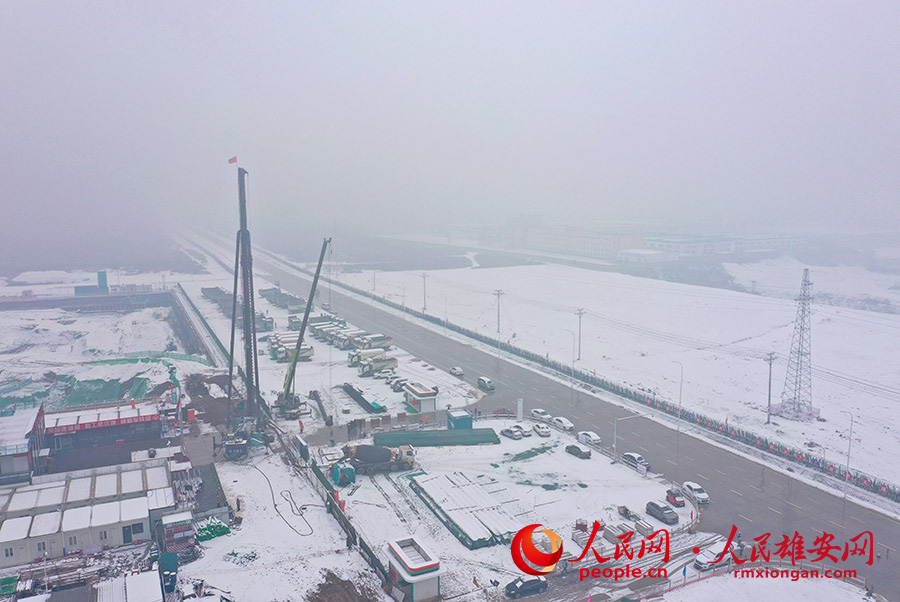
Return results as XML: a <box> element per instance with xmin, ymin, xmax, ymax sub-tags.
<box><xmin>342</xmin><ymin>444</ymin><xmax>416</xmax><ymax>475</ymax></box>
<box><xmin>358</xmin><ymin>356</ymin><xmax>399</xmax><ymax>377</ymax></box>
<box><xmin>347</xmin><ymin>348</ymin><xmax>386</xmax><ymax>367</ymax></box>
<box><xmin>354</xmin><ymin>334</ymin><xmax>394</xmax><ymax>350</ymax></box>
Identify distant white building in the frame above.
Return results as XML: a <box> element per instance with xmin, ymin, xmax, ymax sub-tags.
<box><xmin>617</xmin><ymin>249</ymin><xmax>677</xmax><ymax>264</ymax></box>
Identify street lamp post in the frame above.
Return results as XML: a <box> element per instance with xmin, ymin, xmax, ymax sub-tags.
<box><xmin>839</xmin><ymin>410</ymin><xmax>854</xmax><ymax>534</ymax></box>
<box><xmin>613</xmin><ymin>413</ymin><xmax>649</xmax><ymax>462</ymax></box>
<box><xmin>673</xmin><ymin>360</ymin><xmax>684</xmax><ymax>483</ymax></box>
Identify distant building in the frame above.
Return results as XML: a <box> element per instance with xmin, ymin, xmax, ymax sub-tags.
<box><xmin>0</xmin><ymin>406</ymin><xmax>45</xmax><ymax>486</ymax></box>
<box><xmin>646</xmin><ymin>234</ymin><xmax>803</xmax><ymax>257</ymax></box>
<box><xmin>43</xmin><ymin>402</ymin><xmax>162</xmax><ymax>452</ymax></box>
<box><xmin>617</xmin><ymin>249</ymin><xmax>677</xmax><ymax>264</ymax></box>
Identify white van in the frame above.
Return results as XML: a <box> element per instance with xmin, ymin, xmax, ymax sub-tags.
<box><xmin>477</xmin><ymin>376</ymin><xmax>495</xmax><ymax>391</ymax></box>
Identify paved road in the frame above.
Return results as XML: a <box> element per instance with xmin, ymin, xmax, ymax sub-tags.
<box><xmin>215</xmin><ymin>241</ymin><xmax>900</xmax><ymax>598</ymax></box>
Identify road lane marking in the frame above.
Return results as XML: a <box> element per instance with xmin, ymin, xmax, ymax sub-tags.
<box><xmin>808</xmin><ymin>498</ymin><xmax>823</xmax><ymax>506</ymax></box>
<box><xmin>737</xmin><ymin>514</ymin><xmax>753</xmax><ymax>523</ymax></box>
<box><xmin>714</xmin><ymin>469</ymin><xmax>727</xmax><ymax>476</ymax></box>
<box><xmin>850</xmin><ymin>515</ymin><xmax>865</xmax><ymax>524</ymax></box>
<box><xmin>639</xmin><ymin>446</ymin><xmax>649</xmax><ymax>452</ymax></box>
<box><xmin>682</xmin><ymin>455</ymin><xmax>695</xmax><ymax>461</ymax></box>
<box><xmin>767</xmin><ymin>507</ymin><xmax>783</xmax><ymax>515</ymax></box>
<box><xmin>655</xmin><ymin>442</ymin><xmax>666</xmax><ymax>448</ymax></box>
<box><xmin>667</xmin><ymin>460</ymin><xmax>676</xmax><ymax>466</ymax></box>
<box><xmin>786</xmin><ymin>501</ymin><xmax>802</xmax><ymax>510</ymax></box>
<box><xmin>696</xmin><ymin>473</ymin><xmax>709</xmax><ymax>481</ymax></box>
<box><xmin>749</xmin><ymin>484</ymin><xmax>762</xmax><ymax>491</ymax></box>
<box><xmin>829</xmin><ymin>520</ymin><xmax>842</xmax><ymax>529</ymax></box>
<box><xmin>729</xmin><ymin>489</ymin><xmax>743</xmax><ymax>497</ymax></box>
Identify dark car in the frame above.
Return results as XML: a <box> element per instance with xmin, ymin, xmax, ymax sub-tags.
<box><xmin>646</xmin><ymin>501</ymin><xmax>679</xmax><ymax>525</ymax></box>
<box><xmin>565</xmin><ymin>444</ymin><xmax>592</xmax><ymax>459</ymax></box>
<box><xmin>666</xmin><ymin>488</ymin><xmax>685</xmax><ymax>507</ymax></box>
<box><xmin>505</xmin><ymin>576</ymin><xmax>547</xmax><ymax>599</ymax></box>
<box><xmin>391</xmin><ymin>379</ymin><xmax>409</xmax><ymax>392</ymax></box>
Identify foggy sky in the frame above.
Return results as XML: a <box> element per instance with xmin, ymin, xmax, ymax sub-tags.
<box><xmin>1</xmin><ymin>1</ymin><xmax>898</xmax><ymax>246</ymax></box>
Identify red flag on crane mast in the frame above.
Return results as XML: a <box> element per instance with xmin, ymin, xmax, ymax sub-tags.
<box><xmin>227</xmin><ymin>156</ymin><xmax>237</xmax><ymax>164</ymax></box>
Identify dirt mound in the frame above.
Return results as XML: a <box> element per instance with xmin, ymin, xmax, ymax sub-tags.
<box><xmin>306</xmin><ymin>571</ymin><xmax>384</xmax><ymax>602</ymax></box>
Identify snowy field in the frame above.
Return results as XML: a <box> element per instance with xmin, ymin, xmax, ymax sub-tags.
<box><xmin>0</xmin><ymin>306</ymin><xmax>201</xmax><ymax>407</ymax></box>
<box><xmin>179</xmin><ymin>453</ymin><xmax>389</xmax><ymax>602</ymax></box>
<box><xmin>337</xmin><ymin>262</ymin><xmax>900</xmax><ymax>484</ymax></box>
<box><xmin>724</xmin><ymin>255</ymin><xmax>900</xmax><ymax>311</ymax></box>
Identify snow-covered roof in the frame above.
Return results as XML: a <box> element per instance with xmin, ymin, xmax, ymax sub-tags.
<box><xmin>146</xmin><ymin>487</ymin><xmax>175</xmax><ymax>511</ymax></box>
<box><xmin>120</xmin><ymin>470</ymin><xmax>144</xmax><ymax>494</ymax></box>
<box><xmin>7</xmin><ymin>490</ymin><xmax>39</xmax><ymax>512</ymax></box>
<box><xmin>94</xmin><ymin>473</ymin><xmax>118</xmax><ymax>498</ymax></box>
<box><xmin>66</xmin><ymin>477</ymin><xmax>92</xmax><ymax>503</ymax></box>
<box><xmin>36</xmin><ymin>485</ymin><xmax>65</xmax><ymax>508</ymax></box>
<box><xmin>125</xmin><ymin>571</ymin><xmax>163</xmax><ymax>602</ymax></box>
<box><xmin>0</xmin><ymin>406</ymin><xmax>42</xmax><ymax>453</ymax></box>
<box><xmin>29</xmin><ymin>511</ymin><xmax>61</xmax><ymax>538</ymax></box>
<box><xmin>62</xmin><ymin>506</ymin><xmax>92</xmax><ymax>531</ymax></box>
<box><xmin>94</xmin><ymin>575</ymin><xmax>125</xmax><ymax>602</ymax></box>
<box><xmin>120</xmin><ymin>497</ymin><xmax>149</xmax><ymax>523</ymax></box>
<box><xmin>43</xmin><ymin>403</ymin><xmax>159</xmax><ymax>432</ymax></box>
<box><xmin>91</xmin><ymin>501</ymin><xmax>121</xmax><ymax>527</ymax></box>
<box><xmin>161</xmin><ymin>511</ymin><xmax>192</xmax><ymax>525</ymax></box>
<box><xmin>131</xmin><ymin>446</ymin><xmax>181</xmax><ymax>462</ymax></box>
<box><xmin>145</xmin><ymin>466</ymin><xmax>169</xmax><ymax>490</ymax></box>
<box><xmin>0</xmin><ymin>515</ymin><xmax>33</xmax><ymax>542</ymax></box>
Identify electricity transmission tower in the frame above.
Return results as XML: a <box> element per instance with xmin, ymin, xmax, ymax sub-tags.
<box><xmin>777</xmin><ymin>268</ymin><xmax>817</xmax><ymax>420</ymax></box>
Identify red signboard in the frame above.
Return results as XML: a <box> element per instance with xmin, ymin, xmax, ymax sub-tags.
<box><xmin>45</xmin><ymin>413</ymin><xmax>160</xmax><ymax>435</ymax></box>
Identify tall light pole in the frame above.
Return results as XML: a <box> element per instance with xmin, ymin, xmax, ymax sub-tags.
<box><xmin>765</xmin><ymin>352</ymin><xmax>776</xmax><ymax>424</ymax></box>
<box><xmin>613</xmin><ymin>413</ymin><xmax>649</xmax><ymax>462</ymax></box>
<box><xmin>494</xmin><ymin>290</ymin><xmax>505</xmax><ymax>339</ymax></box>
<box><xmin>575</xmin><ymin>308</ymin><xmax>586</xmax><ymax>360</ymax></box>
<box><xmin>421</xmin><ymin>273</ymin><xmax>428</xmax><ymax>313</ymax></box>
<box><xmin>839</xmin><ymin>409</ymin><xmax>854</xmax><ymax>535</ymax></box>
<box><xmin>672</xmin><ymin>360</ymin><xmax>684</xmax><ymax>483</ymax></box>
<box><xmin>567</xmin><ymin>331</ymin><xmax>578</xmax><ymax>405</ymax></box>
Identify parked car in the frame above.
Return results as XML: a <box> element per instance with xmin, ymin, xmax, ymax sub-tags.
<box><xmin>501</xmin><ymin>428</ymin><xmax>523</xmax><ymax>440</ymax></box>
<box><xmin>391</xmin><ymin>379</ymin><xmax>409</xmax><ymax>392</ymax></box>
<box><xmin>533</xmin><ymin>423</ymin><xmax>551</xmax><ymax>437</ymax></box>
<box><xmin>551</xmin><ymin>416</ymin><xmax>574</xmax><ymax>431</ymax></box>
<box><xmin>694</xmin><ymin>541</ymin><xmax>737</xmax><ymax>570</ymax></box>
<box><xmin>666</xmin><ymin>488</ymin><xmax>686</xmax><ymax>507</ymax></box>
<box><xmin>505</xmin><ymin>576</ymin><xmax>548</xmax><ymax>598</ymax></box>
<box><xmin>683</xmin><ymin>481</ymin><xmax>710</xmax><ymax>504</ymax></box>
<box><xmin>449</xmin><ymin>366</ymin><xmax>464</xmax><ymax>377</ymax></box>
<box><xmin>621</xmin><ymin>452</ymin><xmax>650</xmax><ymax>471</ymax></box>
<box><xmin>374</xmin><ymin>369</ymin><xmax>395</xmax><ymax>380</ymax></box>
<box><xmin>531</xmin><ymin>408</ymin><xmax>552</xmax><ymax>421</ymax></box>
<box><xmin>477</xmin><ymin>376</ymin><xmax>495</xmax><ymax>391</ymax></box>
<box><xmin>511</xmin><ymin>424</ymin><xmax>533</xmax><ymax>437</ymax></box>
<box><xmin>577</xmin><ymin>431</ymin><xmax>601</xmax><ymax>446</ymax></box>
<box><xmin>645</xmin><ymin>501</ymin><xmax>679</xmax><ymax>525</ymax></box>
<box><xmin>566</xmin><ymin>443</ymin><xmax>591</xmax><ymax>459</ymax></box>
<box><xmin>385</xmin><ymin>375</ymin><xmax>401</xmax><ymax>386</ymax></box>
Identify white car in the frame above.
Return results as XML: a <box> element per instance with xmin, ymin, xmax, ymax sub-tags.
<box><xmin>683</xmin><ymin>481</ymin><xmax>710</xmax><ymax>504</ymax></box>
<box><xmin>694</xmin><ymin>541</ymin><xmax>737</xmax><ymax>570</ymax></box>
<box><xmin>449</xmin><ymin>366</ymin><xmax>464</xmax><ymax>377</ymax></box>
<box><xmin>374</xmin><ymin>369</ymin><xmax>395</xmax><ymax>379</ymax></box>
<box><xmin>511</xmin><ymin>424</ymin><xmax>533</xmax><ymax>437</ymax></box>
<box><xmin>533</xmin><ymin>423</ymin><xmax>551</xmax><ymax>437</ymax></box>
<box><xmin>552</xmin><ymin>416</ymin><xmax>575</xmax><ymax>431</ymax></box>
<box><xmin>577</xmin><ymin>431</ymin><xmax>601</xmax><ymax>446</ymax></box>
<box><xmin>531</xmin><ymin>408</ymin><xmax>552</xmax><ymax>421</ymax></box>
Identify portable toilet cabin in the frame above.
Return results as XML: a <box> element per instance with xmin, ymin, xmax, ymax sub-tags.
<box><xmin>447</xmin><ymin>410</ymin><xmax>472</xmax><ymax>430</ymax></box>
<box><xmin>385</xmin><ymin>537</ymin><xmax>443</xmax><ymax>602</ymax></box>
<box><xmin>403</xmin><ymin>383</ymin><xmax>437</xmax><ymax>414</ymax></box>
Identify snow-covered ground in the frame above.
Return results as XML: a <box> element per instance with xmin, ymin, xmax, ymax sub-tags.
<box><xmin>657</xmin><ymin>571</ymin><xmax>868</xmax><ymax>602</ymax></box>
<box><xmin>179</xmin><ymin>453</ymin><xmax>389</xmax><ymax>601</ymax></box>
<box><xmin>329</xmin><ymin>418</ymin><xmax>708</xmax><ymax>599</ymax></box>
<box><xmin>335</xmin><ymin>262</ymin><xmax>900</xmax><ymax>484</ymax></box>
<box><xmin>0</xmin><ymin>306</ymin><xmax>203</xmax><ymax>408</ymax></box>
<box><xmin>724</xmin><ymin>255</ymin><xmax>900</xmax><ymax>311</ymax></box>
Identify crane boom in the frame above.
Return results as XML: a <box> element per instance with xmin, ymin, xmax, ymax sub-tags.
<box><xmin>281</xmin><ymin>237</ymin><xmax>331</xmax><ymax>403</ymax></box>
